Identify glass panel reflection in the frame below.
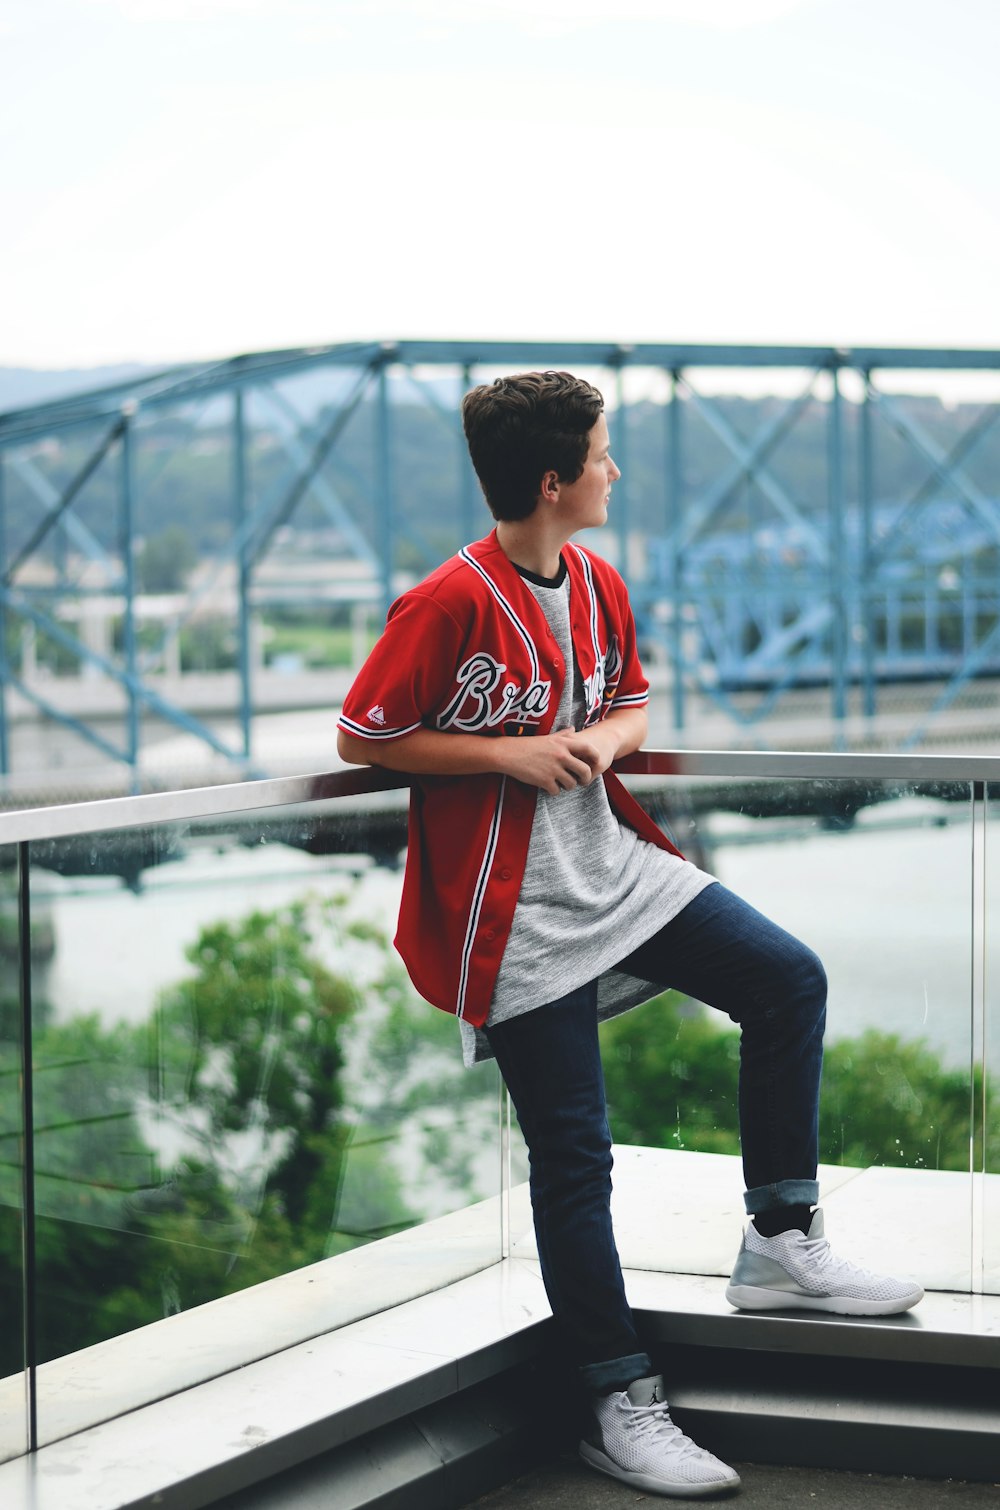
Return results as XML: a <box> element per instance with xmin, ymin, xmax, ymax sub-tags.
<box><xmin>606</xmin><ymin>775</ymin><xmax>981</xmax><ymax>1290</ymax></box>
<box><xmin>26</xmin><ymin>795</ymin><xmax>501</xmax><ymax>1443</ymax></box>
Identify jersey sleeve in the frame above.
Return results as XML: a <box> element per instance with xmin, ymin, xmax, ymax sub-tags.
<box><xmin>338</xmin><ymin>591</ymin><xmax>466</xmax><ymax>742</ymax></box>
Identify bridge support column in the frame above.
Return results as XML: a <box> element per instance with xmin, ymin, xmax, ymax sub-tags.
<box><xmin>667</xmin><ymin>369</ymin><xmax>685</xmax><ymax>733</ymax></box>
<box><xmin>233</xmin><ymin>388</ymin><xmax>252</xmax><ymax>763</ymax></box>
<box><xmin>827</xmin><ymin>364</ymin><xmax>847</xmax><ymax>747</ymax></box>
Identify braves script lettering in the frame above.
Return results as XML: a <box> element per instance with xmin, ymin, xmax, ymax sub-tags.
<box><xmin>438</xmin><ymin>652</ymin><xmax>552</xmax><ymax>732</ymax></box>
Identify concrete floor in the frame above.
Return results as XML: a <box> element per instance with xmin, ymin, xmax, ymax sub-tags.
<box><xmin>467</xmin><ymin>1453</ymin><xmax>1000</xmax><ymax>1508</ymax></box>
<box><xmin>511</xmin><ymin>1145</ymin><xmax>999</xmax><ymax>1294</ymax></box>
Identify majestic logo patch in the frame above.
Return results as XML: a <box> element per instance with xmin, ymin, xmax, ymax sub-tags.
<box><xmin>366</xmin><ymin>704</ymin><xmax>386</xmax><ymax>726</ymax></box>
<box><xmin>437</xmin><ymin>652</ymin><xmax>551</xmax><ymax>733</ymax></box>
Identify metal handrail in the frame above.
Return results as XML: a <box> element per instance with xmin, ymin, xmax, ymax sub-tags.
<box><xmin>616</xmin><ymin>748</ymin><xmax>1000</xmax><ymax>779</ymax></box>
<box><xmin>1</xmin><ymin>747</ymin><xmax>999</xmax><ymax>846</ymax></box>
<box><xmin>0</xmin><ymin>767</ymin><xmax>408</xmax><ymax>844</ymax></box>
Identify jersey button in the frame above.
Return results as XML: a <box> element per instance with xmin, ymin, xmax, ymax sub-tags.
<box><xmin>484</xmin><ymin>928</ymin><xmax>496</xmax><ymax>941</ymax></box>
<box><xmin>498</xmin><ymin>867</ymin><xmax>512</xmax><ymax>881</ymax></box>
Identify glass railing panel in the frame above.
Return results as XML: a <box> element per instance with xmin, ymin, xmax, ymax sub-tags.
<box><xmin>0</xmin><ymin>841</ymin><xmax>28</xmax><ymax>1463</ymax></box>
<box><xmin>22</xmin><ymin>791</ymin><xmax>501</xmax><ymax>1446</ymax></box>
<box><xmin>609</xmin><ymin>772</ymin><xmax>980</xmax><ymax>1291</ymax></box>
<box><xmin>5</xmin><ymin>752</ymin><xmax>997</xmax><ymax>1458</ymax></box>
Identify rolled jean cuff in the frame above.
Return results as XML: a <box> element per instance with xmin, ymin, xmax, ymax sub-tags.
<box><xmin>743</xmin><ymin>1178</ymin><xmax>820</xmax><ymax>1215</ymax></box>
<box><xmin>579</xmin><ymin>1350</ymin><xmax>655</xmax><ymax>1396</ymax></box>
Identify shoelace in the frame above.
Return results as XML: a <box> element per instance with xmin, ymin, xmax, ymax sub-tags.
<box><xmin>619</xmin><ymin>1399</ymin><xmax>713</xmax><ymax>1461</ymax></box>
<box><xmin>791</xmin><ymin>1232</ymin><xmax>881</xmax><ymax>1286</ymax></box>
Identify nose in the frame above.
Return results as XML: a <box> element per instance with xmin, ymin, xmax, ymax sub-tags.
<box><xmin>608</xmin><ymin>454</ymin><xmax>621</xmax><ymax>482</ymax></box>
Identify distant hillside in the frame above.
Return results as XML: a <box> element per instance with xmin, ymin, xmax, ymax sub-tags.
<box><xmin>0</xmin><ymin>364</ymin><xmax>153</xmax><ymax>415</ymax></box>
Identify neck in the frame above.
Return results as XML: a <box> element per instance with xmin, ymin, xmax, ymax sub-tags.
<box><xmin>495</xmin><ymin>520</ymin><xmax>567</xmax><ymax>579</ymax></box>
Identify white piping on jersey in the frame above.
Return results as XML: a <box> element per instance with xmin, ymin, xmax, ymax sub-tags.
<box><xmin>567</xmin><ymin>544</ymin><xmax>649</xmax><ymax>712</ymax></box>
<box><xmin>458</xmin><ymin>548</ymin><xmax>541</xmax><ymax>682</ymax></box>
<box><xmin>456</xmin><ymin>775</ymin><xmax>507</xmax><ymax>1020</ymax></box>
<box><xmin>569</xmin><ymin>543</ymin><xmax>603</xmax><ymax>715</ymax></box>
<box><xmin>338</xmin><ymin>713</ymin><xmax>424</xmax><ymax>740</ymax></box>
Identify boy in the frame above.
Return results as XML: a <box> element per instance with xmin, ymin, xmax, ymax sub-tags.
<box><xmin>337</xmin><ymin>371</ymin><xmax>922</xmax><ymax>1500</ymax></box>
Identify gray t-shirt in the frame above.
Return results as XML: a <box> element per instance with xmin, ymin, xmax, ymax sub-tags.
<box><xmin>460</xmin><ymin>566</ymin><xmax>715</xmax><ymax>1066</ymax></box>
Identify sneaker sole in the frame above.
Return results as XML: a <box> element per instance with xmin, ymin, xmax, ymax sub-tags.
<box><xmin>579</xmin><ymin>1441</ymin><xmax>741</xmax><ymax>1498</ymax></box>
<box><xmin>725</xmin><ymin>1281</ymin><xmax>924</xmax><ymax>1316</ymax></box>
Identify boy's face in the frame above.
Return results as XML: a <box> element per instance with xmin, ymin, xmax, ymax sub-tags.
<box><xmin>550</xmin><ymin>414</ymin><xmax>621</xmax><ymax>532</ymax></box>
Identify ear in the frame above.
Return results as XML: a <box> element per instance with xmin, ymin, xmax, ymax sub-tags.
<box><xmin>539</xmin><ymin>469</ymin><xmax>561</xmax><ymax>504</ymax></box>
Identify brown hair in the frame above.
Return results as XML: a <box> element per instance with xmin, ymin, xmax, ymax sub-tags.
<box><xmin>460</xmin><ymin>370</ymin><xmax>605</xmax><ymax>522</ymax></box>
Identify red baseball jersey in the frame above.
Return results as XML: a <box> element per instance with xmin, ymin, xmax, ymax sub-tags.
<box><xmin>338</xmin><ymin>530</ymin><xmax>682</xmax><ymax>1026</ymax></box>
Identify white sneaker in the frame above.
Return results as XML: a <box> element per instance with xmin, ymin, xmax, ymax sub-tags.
<box><xmin>579</xmin><ymin>1374</ymin><xmax>740</xmax><ymax>1499</ymax></box>
<box><xmin>726</xmin><ymin>1208</ymin><xmax>924</xmax><ymax>1316</ymax></box>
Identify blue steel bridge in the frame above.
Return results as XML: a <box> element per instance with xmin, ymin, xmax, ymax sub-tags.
<box><xmin>643</xmin><ymin>497</ymin><xmax>1000</xmax><ymax>692</ymax></box>
<box><xmin>1</xmin><ymin>338</ymin><xmax>1000</xmax><ymax>792</ymax></box>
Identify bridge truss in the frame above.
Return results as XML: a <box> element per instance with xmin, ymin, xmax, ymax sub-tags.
<box><xmin>1</xmin><ymin>340</ymin><xmax>999</xmax><ymax>788</ymax></box>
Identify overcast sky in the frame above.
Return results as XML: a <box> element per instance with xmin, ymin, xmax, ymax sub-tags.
<box><xmin>4</xmin><ymin>0</ymin><xmax>999</xmax><ymax>371</ymax></box>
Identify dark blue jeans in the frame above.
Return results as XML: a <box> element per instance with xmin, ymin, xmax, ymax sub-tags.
<box><xmin>484</xmin><ymin>882</ymin><xmax>827</xmax><ymax>1395</ymax></box>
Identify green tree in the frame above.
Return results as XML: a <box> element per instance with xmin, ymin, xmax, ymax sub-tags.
<box><xmin>0</xmin><ymin>896</ymin><xmax>424</xmax><ymax>1370</ymax></box>
<box><xmin>141</xmin><ymin>897</ymin><xmax>422</xmax><ymax>1273</ymax></box>
<box><xmin>819</xmin><ymin>1031</ymin><xmax>994</xmax><ymax>1172</ymax></box>
<box><xmin>602</xmin><ymin>993</ymin><xmax>998</xmax><ymax>1175</ymax></box>
<box><xmin>603</xmin><ymin>992</ymin><xmax>741</xmax><ymax>1156</ymax></box>
<box><xmin>0</xmin><ymin>1012</ymin><xmax>171</xmax><ymax>1366</ymax></box>
<box><xmin>137</xmin><ymin>524</ymin><xmax>197</xmax><ymax>593</ymax></box>
<box><xmin>152</xmin><ymin>902</ymin><xmax>355</xmax><ymax>1225</ymax></box>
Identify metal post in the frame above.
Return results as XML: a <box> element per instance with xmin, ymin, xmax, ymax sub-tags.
<box><xmin>233</xmin><ymin>389</ymin><xmax>252</xmax><ymax>762</ymax></box>
<box><xmin>0</xmin><ymin>458</ymin><xmax>9</xmax><ymax>777</ymax></box>
<box><xmin>18</xmin><ymin>842</ymin><xmax>38</xmax><ymax>1451</ymax></box>
<box><xmin>827</xmin><ymin>365</ymin><xmax>848</xmax><ymax>742</ymax></box>
<box><xmin>120</xmin><ymin>409</ymin><xmax>140</xmax><ymax>790</ymax></box>
<box><xmin>499</xmin><ymin>1077</ymin><xmax>511</xmax><ymax>1261</ymax></box>
<box><xmin>376</xmin><ymin>360</ymin><xmax>393</xmax><ymax>623</ymax></box>
<box><xmin>926</xmin><ymin>576</ymin><xmax>937</xmax><ymax>660</ymax></box>
<box><xmin>54</xmin><ymin>483</ymin><xmax>68</xmax><ymax>587</ymax></box>
<box><xmin>859</xmin><ymin>373</ymin><xmax>877</xmax><ymax>720</ymax></box>
<box><xmin>667</xmin><ymin>370</ymin><xmax>685</xmax><ymax>732</ymax></box>
<box><xmin>963</xmin><ymin>544</ymin><xmax>975</xmax><ymax>657</ymax></box>
<box><xmin>979</xmin><ymin>781</ymin><xmax>991</xmax><ymax>1296</ymax></box>
<box><xmin>971</xmin><ymin>780</ymin><xmax>987</xmax><ymax>1293</ymax></box>
<box><xmin>459</xmin><ymin>363</ymin><xmax>478</xmax><ymax>547</ymax></box>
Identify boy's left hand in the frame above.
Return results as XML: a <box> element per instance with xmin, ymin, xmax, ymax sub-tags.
<box><xmin>564</xmin><ymin>707</ymin><xmax>648</xmax><ymax>779</ymax></box>
<box><xmin>563</xmin><ymin>724</ymin><xmax>622</xmax><ymax>779</ymax></box>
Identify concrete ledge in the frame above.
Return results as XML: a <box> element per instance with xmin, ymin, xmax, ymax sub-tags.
<box><xmin>0</xmin><ymin>1252</ymin><xmax>553</xmax><ymax>1510</ymax></box>
<box><xmin>0</xmin><ymin>1192</ymin><xmax>505</xmax><ymax>1461</ymax></box>
<box><xmin>209</xmin><ymin>1368</ymin><xmax>574</xmax><ymax>1510</ymax></box>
